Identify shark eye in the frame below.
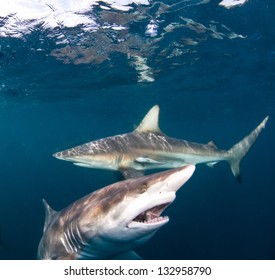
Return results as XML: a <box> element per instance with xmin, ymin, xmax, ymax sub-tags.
<box><xmin>140</xmin><ymin>183</ymin><xmax>148</xmax><ymax>193</ymax></box>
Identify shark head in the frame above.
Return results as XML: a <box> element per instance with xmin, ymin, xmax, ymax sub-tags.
<box><xmin>53</xmin><ymin>142</ymin><xmax>117</xmax><ymax>170</ymax></box>
<box><xmin>38</xmin><ymin>165</ymin><xmax>195</xmax><ymax>260</ymax></box>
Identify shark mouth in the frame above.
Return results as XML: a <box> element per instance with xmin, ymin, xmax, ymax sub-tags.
<box><xmin>130</xmin><ymin>203</ymin><xmax>170</xmax><ymax>226</ymax></box>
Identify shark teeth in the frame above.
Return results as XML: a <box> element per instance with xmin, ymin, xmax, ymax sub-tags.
<box><xmin>143</xmin><ymin>216</ymin><xmax>169</xmax><ymax>224</ymax></box>
<box><xmin>132</xmin><ymin>203</ymin><xmax>170</xmax><ymax>224</ymax></box>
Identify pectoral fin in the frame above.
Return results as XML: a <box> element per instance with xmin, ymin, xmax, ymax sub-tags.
<box><xmin>135</xmin><ymin>157</ymin><xmax>162</xmax><ymax>165</ymax></box>
<box><xmin>73</xmin><ymin>163</ymin><xmax>92</xmax><ymax>168</ymax></box>
<box><xmin>206</xmin><ymin>162</ymin><xmax>218</xmax><ymax>168</ymax></box>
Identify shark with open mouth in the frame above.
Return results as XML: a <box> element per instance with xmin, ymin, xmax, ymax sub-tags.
<box><xmin>38</xmin><ymin>165</ymin><xmax>195</xmax><ymax>260</ymax></box>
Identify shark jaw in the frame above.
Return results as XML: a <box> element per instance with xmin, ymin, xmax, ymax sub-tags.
<box><xmin>96</xmin><ymin>165</ymin><xmax>196</xmax><ymax>248</ymax></box>
<box><xmin>129</xmin><ymin>202</ymin><xmax>170</xmax><ymax>227</ymax></box>
<box><xmin>38</xmin><ymin>165</ymin><xmax>195</xmax><ymax>260</ymax></box>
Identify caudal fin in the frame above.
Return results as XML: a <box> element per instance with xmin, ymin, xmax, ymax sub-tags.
<box><xmin>227</xmin><ymin>116</ymin><xmax>269</xmax><ymax>182</ymax></box>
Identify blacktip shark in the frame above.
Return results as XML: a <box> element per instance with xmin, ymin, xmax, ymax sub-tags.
<box><xmin>53</xmin><ymin>105</ymin><xmax>269</xmax><ymax>182</ymax></box>
<box><xmin>38</xmin><ymin>165</ymin><xmax>195</xmax><ymax>260</ymax></box>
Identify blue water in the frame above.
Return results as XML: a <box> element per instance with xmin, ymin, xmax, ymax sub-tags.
<box><xmin>0</xmin><ymin>0</ymin><xmax>275</xmax><ymax>260</ymax></box>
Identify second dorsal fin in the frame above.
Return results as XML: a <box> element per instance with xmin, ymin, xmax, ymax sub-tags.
<box><xmin>207</xmin><ymin>140</ymin><xmax>217</xmax><ymax>148</ymax></box>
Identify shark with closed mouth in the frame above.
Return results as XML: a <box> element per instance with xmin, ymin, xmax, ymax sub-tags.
<box><xmin>53</xmin><ymin>105</ymin><xmax>268</xmax><ymax>182</ymax></box>
<box><xmin>38</xmin><ymin>165</ymin><xmax>195</xmax><ymax>260</ymax></box>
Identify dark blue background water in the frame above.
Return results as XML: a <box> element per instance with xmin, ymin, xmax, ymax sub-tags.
<box><xmin>0</xmin><ymin>0</ymin><xmax>275</xmax><ymax>259</ymax></box>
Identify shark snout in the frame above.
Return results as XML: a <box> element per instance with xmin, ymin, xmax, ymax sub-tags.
<box><xmin>161</xmin><ymin>165</ymin><xmax>195</xmax><ymax>192</ymax></box>
<box><xmin>126</xmin><ymin>165</ymin><xmax>195</xmax><ymax>231</ymax></box>
<box><xmin>53</xmin><ymin>152</ymin><xmax>63</xmax><ymax>159</ymax></box>
<box><xmin>53</xmin><ymin>150</ymin><xmax>77</xmax><ymax>160</ymax></box>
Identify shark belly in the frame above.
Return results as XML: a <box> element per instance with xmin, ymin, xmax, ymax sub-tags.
<box><xmin>130</xmin><ymin>147</ymin><xmax>226</xmax><ymax>171</ymax></box>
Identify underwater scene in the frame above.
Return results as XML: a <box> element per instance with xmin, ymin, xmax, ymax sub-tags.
<box><xmin>0</xmin><ymin>0</ymin><xmax>274</xmax><ymax>260</ymax></box>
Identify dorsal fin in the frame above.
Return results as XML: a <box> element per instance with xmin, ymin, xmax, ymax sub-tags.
<box><xmin>42</xmin><ymin>199</ymin><xmax>56</xmax><ymax>232</ymax></box>
<box><xmin>207</xmin><ymin>140</ymin><xmax>217</xmax><ymax>148</ymax></box>
<box><xmin>134</xmin><ymin>105</ymin><xmax>163</xmax><ymax>134</ymax></box>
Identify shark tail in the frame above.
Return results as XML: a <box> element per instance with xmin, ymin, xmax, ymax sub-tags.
<box><xmin>227</xmin><ymin>116</ymin><xmax>269</xmax><ymax>183</ymax></box>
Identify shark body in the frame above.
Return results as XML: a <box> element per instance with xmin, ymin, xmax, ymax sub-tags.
<box><xmin>54</xmin><ymin>105</ymin><xmax>268</xmax><ymax>182</ymax></box>
<box><xmin>38</xmin><ymin>165</ymin><xmax>195</xmax><ymax>260</ymax></box>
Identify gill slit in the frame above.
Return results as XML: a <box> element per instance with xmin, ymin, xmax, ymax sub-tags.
<box><xmin>61</xmin><ymin>223</ymin><xmax>86</xmax><ymax>254</ymax></box>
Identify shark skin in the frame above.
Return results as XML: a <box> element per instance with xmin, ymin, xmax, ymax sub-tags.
<box><xmin>37</xmin><ymin>165</ymin><xmax>195</xmax><ymax>260</ymax></box>
<box><xmin>53</xmin><ymin>105</ymin><xmax>269</xmax><ymax>182</ymax></box>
